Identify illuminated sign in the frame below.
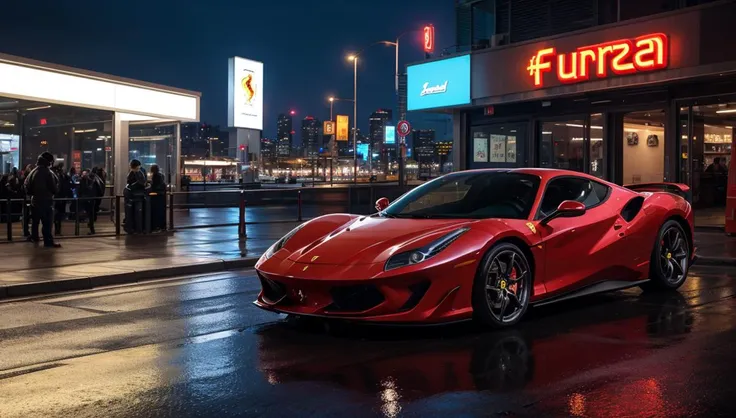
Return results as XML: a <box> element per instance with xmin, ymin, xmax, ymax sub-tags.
<box><xmin>336</xmin><ymin>115</ymin><xmax>349</xmax><ymax>141</ymax></box>
<box><xmin>407</xmin><ymin>55</ymin><xmax>471</xmax><ymax>111</ymax></box>
<box><xmin>384</xmin><ymin>125</ymin><xmax>395</xmax><ymax>144</ymax></box>
<box><xmin>526</xmin><ymin>33</ymin><xmax>668</xmax><ymax>87</ymax></box>
<box><xmin>357</xmin><ymin>143</ymin><xmax>369</xmax><ymax>161</ymax></box>
<box><xmin>228</xmin><ymin>57</ymin><xmax>264</xmax><ymax>130</ymax></box>
<box><xmin>323</xmin><ymin>121</ymin><xmax>335</xmax><ymax>135</ymax></box>
<box><xmin>423</xmin><ymin>25</ymin><xmax>435</xmax><ymax>53</ymax></box>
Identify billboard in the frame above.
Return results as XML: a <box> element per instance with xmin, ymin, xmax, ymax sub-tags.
<box><xmin>407</xmin><ymin>55</ymin><xmax>470</xmax><ymax>111</ymax></box>
<box><xmin>336</xmin><ymin>115</ymin><xmax>349</xmax><ymax>141</ymax></box>
<box><xmin>228</xmin><ymin>57</ymin><xmax>264</xmax><ymax>130</ymax></box>
<box><xmin>384</xmin><ymin>125</ymin><xmax>396</xmax><ymax>144</ymax></box>
<box><xmin>323</xmin><ymin>121</ymin><xmax>335</xmax><ymax>135</ymax></box>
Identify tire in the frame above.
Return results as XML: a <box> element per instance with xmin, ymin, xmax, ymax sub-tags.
<box><xmin>472</xmin><ymin>242</ymin><xmax>532</xmax><ymax>328</ymax></box>
<box><xmin>641</xmin><ymin>220</ymin><xmax>690</xmax><ymax>291</ymax></box>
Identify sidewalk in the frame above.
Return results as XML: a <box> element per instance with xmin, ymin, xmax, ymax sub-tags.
<box><xmin>0</xmin><ymin>222</ymin><xmax>297</xmax><ymax>299</ymax></box>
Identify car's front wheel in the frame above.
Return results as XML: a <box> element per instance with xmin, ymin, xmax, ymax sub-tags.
<box><xmin>641</xmin><ymin>220</ymin><xmax>690</xmax><ymax>291</ymax></box>
<box><xmin>472</xmin><ymin>243</ymin><xmax>532</xmax><ymax>328</ymax></box>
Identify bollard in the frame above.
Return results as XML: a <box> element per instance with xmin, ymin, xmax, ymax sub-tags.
<box><xmin>115</xmin><ymin>195</ymin><xmax>121</xmax><ymax>236</ymax></box>
<box><xmin>74</xmin><ymin>198</ymin><xmax>80</xmax><ymax>236</ymax></box>
<box><xmin>168</xmin><ymin>192</ymin><xmax>174</xmax><ymax>231</ymax></box>
<box><xmin>6</xmin><ymin>197</ymin><xmax>12</xmax><ymax>241</ymax></box>
<box><xmin>238</xmin><ymin>191</ymin><xmax>246</xmax><ymax>239</ymax></box>
<box><xmin>22</xmin><ymin>196</ymin><xmax>29</xmax><ymax>237</ymax></box>
<box><xmin>297</xmin><ymin>190</ymin><xmax>303</xmax><ymax>222</ymax></box>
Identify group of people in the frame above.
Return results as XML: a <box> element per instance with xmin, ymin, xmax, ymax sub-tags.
<box><xmin>1</xmin><ymin>154</ymin><xmax>167</xmax><ymax>245</ymax></box>
<box><xmin>1</xmin><ymin>152</ymin><xmax>109</xmax><ymax>247</ymax></box>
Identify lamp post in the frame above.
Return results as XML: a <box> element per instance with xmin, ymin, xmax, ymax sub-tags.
<box><xmin>348</xmin><ymin>55</ymin><xmax>358</xmax><ymax>183</ymax></box>
<box><xmin>328</xmin><ymin>96</ymin><xmax>354</xmax><ymax>185</ymax></box>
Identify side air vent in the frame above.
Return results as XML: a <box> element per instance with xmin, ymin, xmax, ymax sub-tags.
<box><xmin>621</xmin><ymin>196</ymin><xmax>645</xmax><ymax>222</ymax></box>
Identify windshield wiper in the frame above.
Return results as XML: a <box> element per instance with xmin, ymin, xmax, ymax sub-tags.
<box><xmin>394</xmin><ymin>213</ymin><xmax>432</xmax><ymax>219</ymax></box>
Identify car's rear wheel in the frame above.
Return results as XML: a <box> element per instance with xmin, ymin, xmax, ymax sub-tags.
<box><xmin>472</xmin><ymin>243</ymin><xmax>532</xmax><ymax>328</ymax></box>
<box><xmin>641</xmin><ymin>220</ymin><xmax>690</xmax><ymax>291</ymax></box>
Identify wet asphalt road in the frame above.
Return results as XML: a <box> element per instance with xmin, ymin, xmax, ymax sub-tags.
<box><xmin>2</xmin><ymin>267</ymin><xmax>736</xmax><ymax>417</ymax></box>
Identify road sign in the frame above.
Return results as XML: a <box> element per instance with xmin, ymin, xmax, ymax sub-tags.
<box><xmin>323</xmin><ymin>121</ymin><xmax>335</xmax><ymax>135</ymax></box>
<box><xmin>397</xmin><ymin>120</ymin><xmax>411</xmax><ymax>138</ymax></box>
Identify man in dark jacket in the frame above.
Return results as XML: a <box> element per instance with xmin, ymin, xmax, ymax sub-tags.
<box><xmin>24</xmin><ymin>152</ymin><xmax>60</xmax><ymax>248</ymax></box>
<box><xmin>79</xmin><ymin>168</ymin><xmax>104</xmax><ymax>234</ymax></box>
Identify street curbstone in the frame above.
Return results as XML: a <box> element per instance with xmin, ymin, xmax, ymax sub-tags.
<box><xmin>6</xmin><ymin>277</ymin><xmax>92</xmax><ymax>298</ymax></box>
<box><xmin>0</xmin><ymin>257</ymin><xmax>259</xmax><ymax>300</ymax></box>
<box><xmin>694</xmin><ymin>256</ymin><xmax>736</xmax><ymax>267</ymax></box>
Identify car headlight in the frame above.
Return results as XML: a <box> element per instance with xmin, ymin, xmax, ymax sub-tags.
<box><xmin>384</xmin><ymin>227</ymin><xmax>470</xmax><ymax>271</ymax></box>
<box><xmin>263</xmin><ymin>224</ymin><xmax>305</xmax><ymax>260</ymax></box>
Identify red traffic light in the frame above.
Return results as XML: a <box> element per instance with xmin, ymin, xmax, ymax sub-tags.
<box><xmin>423</xmin><ymin>25</ymin><xmax>435</xmax><ymax>53</ymax></box>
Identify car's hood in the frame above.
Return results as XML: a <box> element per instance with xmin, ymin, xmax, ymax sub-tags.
<box><xmin>286</xmin><ymin>216</ymin><xmax>477</xmax><ymax>265</ymax></box>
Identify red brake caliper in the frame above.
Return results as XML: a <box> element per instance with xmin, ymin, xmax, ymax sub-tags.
<box><xmin>509</xmin><ymin>268</ymin><xmax>518</xmax><ymax>294</ymax></box>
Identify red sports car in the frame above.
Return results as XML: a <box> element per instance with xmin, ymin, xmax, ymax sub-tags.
<box><xmin>254</xmin><ymin>169</ymin><xmax>695</xmax><ymax>327</ymax></box>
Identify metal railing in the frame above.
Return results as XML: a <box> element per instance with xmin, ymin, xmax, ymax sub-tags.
<box><xmin>0</xmin><ymin>183</ymin><xmax>417</xmax><ymax>244</ymax></box>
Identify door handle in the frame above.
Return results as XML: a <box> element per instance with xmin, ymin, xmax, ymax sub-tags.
<box><xmin>613</xmin><ymin>223</ymin><xmax>623</xmax><ymax>230</ymax></box>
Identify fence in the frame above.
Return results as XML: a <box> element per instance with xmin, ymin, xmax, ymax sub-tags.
<box><xmin>0</xmin><ymin>184</ymin><xmax>417</xmax><ymax>243</ymax></box>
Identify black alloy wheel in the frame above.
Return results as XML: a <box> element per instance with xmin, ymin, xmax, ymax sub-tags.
<box><xmin>641</xmin><ymin>220</ymin><xmax>690</xmax><ymax>291</ymax></box>
<box><xmin>472</xmin><ymin>243</ymin><xmax>532</xmax><ymax>328</ymax></box>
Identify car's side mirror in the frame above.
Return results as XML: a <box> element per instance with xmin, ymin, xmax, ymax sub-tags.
<box><xmin>540</xmin><ymin>200</ymin><xmax>586</xmax><ymax>225</ymax></box>
<box><xmin>375</xmin><ymin>197</ymin><xmax>390</xmax><ymax>212</ymax></box>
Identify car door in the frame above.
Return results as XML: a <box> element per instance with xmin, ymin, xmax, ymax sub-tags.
<box><xmin>536</xmin><ymin>176</ymin><xmax>626</xmax><ymax>295</ymax></box>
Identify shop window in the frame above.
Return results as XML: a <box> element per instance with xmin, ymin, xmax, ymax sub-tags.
<box><xmin>688</xmin><ymin>103</ymin><xmax>734</xmax><ymax>214</ymax></box>
<box><xmin>129</xmin><ymin>122</ymin><xmax>177</xmax><ymax>186</ymax></box>
<box><xmin>21</xmin><ymin>105</ymin><xmax>113</xmax><ymax>180</ymax></box>
<box><xmin>0</xmin><ymin>111</ymin><xmax>19</xmax><ymax>175</ymax></box>
<box><xmin>540</xmin><ymin>119</ymin><xmax>586</xmax><ymax>172</ymax></box>
<box><xmin>622</xmin><ymin>110</ymin><xmax>665</xmax><ymax>185</ymax></box>
<box><xmin>590</xmin><ymin>114</ymin><xmax>605</xmax><ymax>179</ymax></box>
<box><xmin>469</xmin><ymin>123</ymin><xmax>524</xmax><ymax>169</ymax></box>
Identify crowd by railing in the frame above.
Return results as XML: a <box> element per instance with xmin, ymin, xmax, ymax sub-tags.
<box><xmin>0</xmin><ymin>183</ymin><xmax>417</xmax><ymax>244</ymax></box>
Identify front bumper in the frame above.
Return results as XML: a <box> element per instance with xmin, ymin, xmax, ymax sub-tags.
<box><xmin>253</xmin><ymin>257</ymin><xmax>478</xmax><ymax>323</ymax></box>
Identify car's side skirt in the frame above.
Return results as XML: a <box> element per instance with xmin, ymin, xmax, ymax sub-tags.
<box><xmin>532</xmin><ymin>279</ymin><xmax>650</xmax><ymax>307</ymax></box>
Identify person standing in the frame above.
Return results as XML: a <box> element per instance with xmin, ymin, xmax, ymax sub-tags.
<box><xmin>79</xmin><ymin>168</ymin><xmax>103</xmax><ymax>235</ymax></box>
<box><xmin>124</xmin><ymin>160</ymin><xmax>146</xmax><ymax>234</ymax></box>
<box><xmin>52</xmin><ymin>162</ymin><xmax>72</xmax><ymax>235</ymax></box>
<box><xmin>149</xmin><ymin>164</ymin><xmax>167</xmax><ymax>231</ymax></box>
<box><xmin>24</xmin><ymin>152</ymin><xmax>60</xmax><ymax>248</ymax></box>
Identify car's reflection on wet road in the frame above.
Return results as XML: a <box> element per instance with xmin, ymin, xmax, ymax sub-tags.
<box><xmin>2</xmin><ymin>266</ymin><xmax>736</xmax><ymax>417</ymax></box>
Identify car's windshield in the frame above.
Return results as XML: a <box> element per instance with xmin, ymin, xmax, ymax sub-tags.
<box><xmin>383</xmin><ymin>171</ymin><xmax>541</xmax><ymax>219</ymax></box>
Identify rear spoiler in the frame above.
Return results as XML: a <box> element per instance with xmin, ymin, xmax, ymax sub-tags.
<box><xmin>624</xmin><ymin>182</ymin><xmax>691</xmax><ymax>199</ymax></box>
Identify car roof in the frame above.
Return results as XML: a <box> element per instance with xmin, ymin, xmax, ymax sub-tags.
<box><xmin>455</xmin><ymin>168</ymin><xmax>611</xmax><ymax>183</ymax></box>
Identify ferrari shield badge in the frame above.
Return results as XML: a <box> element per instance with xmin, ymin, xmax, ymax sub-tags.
<box><xmin>526</xmin><ymin>222</ymin><xmax>537</xmax><ymax>234</ymax></box>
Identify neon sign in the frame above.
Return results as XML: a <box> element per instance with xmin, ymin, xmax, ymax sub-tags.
<box><xmin>423</xmin><ymin>25</ymin><xmax>435</xmax><ymax>53</ymax></box>
<box><xmin>526</xmin><ymin>33</ymin><xmax>668</xmax><ymax>87</ymax></box>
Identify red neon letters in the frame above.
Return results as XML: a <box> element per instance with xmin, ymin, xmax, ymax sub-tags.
<box><xmin>526</xmin><ymin>33</ymin><xmax>668</xmax><ymax>87</ymax></box>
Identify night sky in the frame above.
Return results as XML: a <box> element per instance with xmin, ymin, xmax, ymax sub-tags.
<box><xmin>1</xmin><ymin>0</ymin><xmax>455</xmax><ymax>141</ymax></box>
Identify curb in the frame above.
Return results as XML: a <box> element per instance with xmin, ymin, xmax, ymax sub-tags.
<box><xmin>0</xmin><ymin>257</ymin><xmax>259</xmax><ymax>300</ymax></box>
<box><xmin>694</xmin><ymin>256</ymin><xmax>736</xmax><ymax>267</ymax></box>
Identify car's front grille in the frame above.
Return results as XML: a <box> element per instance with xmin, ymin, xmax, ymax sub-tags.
<box><xmin>259</xmin><ymin>273</ymin><xmax>287</xmax><ymax>304</ymax></box>
<box><xmin>328</xmin><ymin>284</ymin><xmax>385</xmax><ymax>312</ymax></box>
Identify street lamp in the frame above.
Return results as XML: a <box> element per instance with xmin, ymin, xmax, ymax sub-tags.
<box><xmin>347</xmin><ymin>54</ymin><xmax>358</xmax><ymax>183</ymax></box>
<box><xmin>326</xmin><ymin>96</ymin><xmax>354</xmax><ymax>186</ymax></box>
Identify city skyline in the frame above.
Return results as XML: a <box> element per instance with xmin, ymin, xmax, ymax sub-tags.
<box><xmin>0</xmin><ymin>0</ymin><xmax>454</xmax><ymax>139</ymax></box>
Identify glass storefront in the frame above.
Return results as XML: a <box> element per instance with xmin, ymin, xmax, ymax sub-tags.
<box><xmin>129</xmin><ymin>122</ymin><xmax>178</xmax><ymax>186</ymax></box>
<box><xmin>21</xmin><ymin>104</ymin><xmax>113</xmax><ymax>178</ymax></box>
<box><xmin>622</xmin><ymin>110</ymin><xmax>666</xmax><ymax>185</ymax></box>
<box><xmin>0</xmin><ymin>111</ymin><xmax>19</xmax><ymax>175</ymax></box>
<box><xmin>540</xmin><ymin>119</ymin><xmax>586</xmax><ymax>173</ymax></box>
<box><xmin>469</xmin><ymin>122</ymin><xmax>526</xmax><ymax>169</ymax></box>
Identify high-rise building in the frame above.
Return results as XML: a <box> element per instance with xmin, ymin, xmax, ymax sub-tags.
<box><xmin>181</xmin><ymin>123</ymin><xmax>222</xmax><ymax>158</ymax></box>
<box><xmin>276</xmin><ymin>113</ymin><xmax>293</xmax><ymax>158</ymax></box>
<box><xmin>301</xmin><ymin>116</ymin><xmax>321</xmax><ymax>157</ymax></box>
<box><xmin>261</xmin><ymin>138</ymin><xmax>277</xmax><ymax>167</ymax></box>
<box><xmin>368</xmin><ymin>109</ymin><xmax>392</xmax><ymax>151</ymax></box>
<box><xmin>413</xmin><ymin>129</ymin><xmax>437</xmax><ymax>162</ymax></box>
